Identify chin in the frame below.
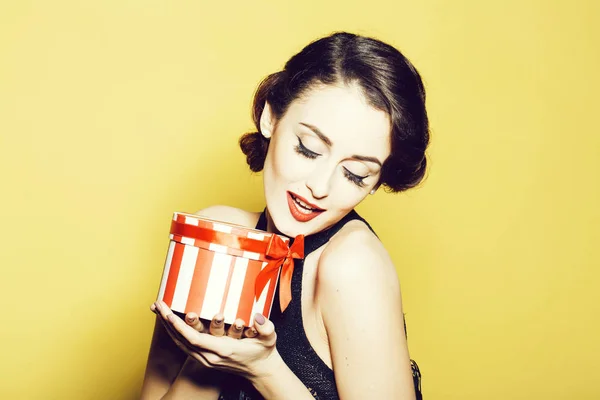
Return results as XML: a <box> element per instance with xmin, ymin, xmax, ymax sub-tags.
<box><xmin>278</xmin><ymin>211</ymin><xmax>340</xmax><ymax>238</ymax></box>
<box><xmin>268</xmin><ymin>208</ymin><xmax>319</xmax><ymax>237</ymax></box>
<box><xmin>275</xmin><ymin>215</ymin><xmax>312</xmax><ymax>237</ymax></box>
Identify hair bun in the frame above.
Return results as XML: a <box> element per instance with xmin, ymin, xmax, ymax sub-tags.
<box><xmin>239</xmin><ymin>131</ymin><xmax>269</xmax><ymax>172</ymax></box>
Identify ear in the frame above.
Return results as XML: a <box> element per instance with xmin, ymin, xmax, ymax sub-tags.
<box><xmin>259</xmin><ymin>102</ymin><xmax>275</xmax><ymax>139</ymax></box>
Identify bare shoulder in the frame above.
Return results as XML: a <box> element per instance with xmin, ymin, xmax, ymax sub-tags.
<box><xmin>316</xmin><ymin>219</ymin><xmax>408</xmax><ymax>372</ymax></box>
<box><xmin>194</xmin><ymin>205</ymin><xmax>260</xmax><ymax>229</ymax></box>
<box><xmin>317</xmin><ymin>220</ymin><xmax>401</xmax><ymax>302</ymax></box>
<box><xmin>315</xmin><ymin>224</ymin><xmax>414</xmax><ymax>398</ymax></box>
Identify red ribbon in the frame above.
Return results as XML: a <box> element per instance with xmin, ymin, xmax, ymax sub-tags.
<box><xmin>171</xmin><ymin>220</ymin><xmax>263</xmax><ymax>252</ymax></box>
<box><xmin>170</xmin><ymin>220</ymin><xmax>304</xmax><ymax>312</ymax></box>
<box><xmin>255</xmin><ymin>234</ymin><xmax>304</xmax><ymax>312</ymax></box>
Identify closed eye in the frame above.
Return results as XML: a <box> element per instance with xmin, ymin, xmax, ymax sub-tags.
<box><xmin>343</xmin><ymin>167</ymin><xmax>368</xmax><ymax>188</ymax></box>
<box><xmin>294</xmin><ymin>137</ymin><xmax>320</xmax><ymax>159</ymax></box>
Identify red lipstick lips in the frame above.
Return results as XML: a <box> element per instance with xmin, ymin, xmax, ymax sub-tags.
<box><xmin>287</xmin><ymin>191</ymin><xmax>324</xmax><ymax>222</ymax></box>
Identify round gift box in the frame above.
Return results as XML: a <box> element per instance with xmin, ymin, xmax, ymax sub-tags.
<box><xmin>157</xmin><ymin>212</ymin><xmax>292</xmax><ymax>326</ymax></box>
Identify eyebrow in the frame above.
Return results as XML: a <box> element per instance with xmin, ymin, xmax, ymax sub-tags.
<box><xmin>352</xmin><ymin>154</ymin><xmax>382</xmax><ymax>167</ymax></box>
<box><xmin>300</xmin><ymin>122</ymin><xmax>332</xmax><ymax>146</ymax></box>
<box><xmin>299</xmin><ymin>122</ymin><xmax>383</xmax><ymax>167</ymax></box>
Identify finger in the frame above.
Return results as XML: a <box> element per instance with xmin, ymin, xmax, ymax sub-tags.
<box><xmin>253</xmin><ymin>314</ymin><xmax>276</xmax><ymax>345</ymax></box>
<box><xmin>227</xmin><ymin>319</ymin><xmax>245</xmax><ymax>339</ymax></box>
<box><xmin>155</xmin><ymin>301</ymin><xmax>173</xmax><ymax>321</ymax></box>
<box><xmin>243</xmin><ymin>326</ymin><xmax>258</xmax><ymax>339</ymax></box>
<box><xmin>155</xmin><ymin>302</ymin><xmax>199</xmax><ymax>350</ymax></box>
<box><xmin>164</xmin><ymin>309</ymin><xmax>226</xmax><ymax>353</ymax></box>
<box><xmin>209</xmin><ymin>314</ymin><xmax>225</xmax><ymax>337</ymax></box>
<box><xmin>185</xmin><ymin>312</ymin><xmax>205</xmax><ymax>332</ymax></box>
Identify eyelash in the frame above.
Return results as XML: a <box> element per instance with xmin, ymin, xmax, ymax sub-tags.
<box><xmin>293</xmin><ymin>138</ymin><xmax>368</xmax><ymax>188</ymax></box>
<box><xmin>294</xmin><ymin>138</ymin><xmax>319</xmax><ymax>159</ymax></box>
<box><xmin>343</xmin><ymin>168</ymin><xmax>368</xmax><ymax>187</ymax></box>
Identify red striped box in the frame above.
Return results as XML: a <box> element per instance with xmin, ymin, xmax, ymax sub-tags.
<box><xmin>157</xmin><ymin>212</ymin><xmax>294</xmax><ymax>326</ymax></box>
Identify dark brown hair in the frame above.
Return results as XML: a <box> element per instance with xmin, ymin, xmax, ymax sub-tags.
<box><xmin>239</xmin><ymin>32</ymin><xmax>429</xmax><ymax>193</ymax></box>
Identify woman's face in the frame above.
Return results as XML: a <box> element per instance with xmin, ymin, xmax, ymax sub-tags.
<box><xmin>262</xmin><ymin>83</ymin><xmax>391</xmax><ymax>237</ymax></box>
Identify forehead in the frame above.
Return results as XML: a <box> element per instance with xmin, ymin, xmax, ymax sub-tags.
<box><xmin>282</xmin><ymin>83</ymin><xmax>391</xmax><ymax>157</ymax></box>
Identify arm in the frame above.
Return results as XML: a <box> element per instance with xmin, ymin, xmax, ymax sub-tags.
<box><xmin>140</xmin><ymin>316</ymin><xmax>188</xmax><ymax>399</ymax></box>
<box><xmin>161</xmin><ymin>357</ymin><xmax>222</xmax><ymax>400</ymax></box>
<box><xmin>140</xmin><ymin>315</ymin><xmax>224</xmax><ymax>400</ymax></box>
<box><xmin>317</xmin><ymin>229</ymin><xmax>416</xmax><ymax>399</ymax></box>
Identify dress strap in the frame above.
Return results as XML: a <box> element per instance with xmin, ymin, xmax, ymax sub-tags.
<box><xmin>302</xmin><ymin>209</ymin><xmax>368</xmax><ymax>256</ymax></box>
<box><xmin>255</xmin><ymin>208</ymin><xmax>373</xmax><ymax>256</ymax></box>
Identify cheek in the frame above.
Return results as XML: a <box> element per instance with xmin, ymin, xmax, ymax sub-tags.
<box><xmin>330</xmin><ymin>181</ymin><xmax>368</xmax><ymax>211</ymax></box>
<box><xmin>270</xmin><ymin>142</ymin><xmax>310</xmax><ymax>182</ymax></box>
<box><xmin>281</xmin><ymin>158</ymin><xmax>309</xmax><ymax>181</ymax></box>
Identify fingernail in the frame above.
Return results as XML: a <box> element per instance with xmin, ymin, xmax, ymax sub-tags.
<box><xmin>235</xmin><ymin>323</ymin><xmax>243</xmax><ymax>331</ymax></box>
<box><xmin>186</xmin><ymin>315</ymin><xmax>197</xmax><ymax>322</ymax></box>
<box><xmin>250</xmin><ymin>327</ymin><xmax>258</xmax><ymax>336</ymax></box>
<box><xmin>214</xmin><ymin>317</ymin><xmax>223</xmax><ymax>326</ymax></box>
<box><xmin>254</xmin><ymin>314</ymin><xmax>265</xmax><ymax>325</ymax></box>
<box><xmin>150</xmin><ymin>303</ymin><xmax>157</xmax><ymax>312</ymax></box>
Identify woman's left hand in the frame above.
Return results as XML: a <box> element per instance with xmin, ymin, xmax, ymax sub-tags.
<box><xmin>152</xmin><ymin>301</ymin><xmax>279</xmax><ymax>379</ymax></box>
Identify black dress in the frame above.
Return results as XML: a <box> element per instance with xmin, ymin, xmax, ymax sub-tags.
<box><xmin>219</xmin><ymin>209</ymin><xmax>422</xmax><ymax>399</ymax></box>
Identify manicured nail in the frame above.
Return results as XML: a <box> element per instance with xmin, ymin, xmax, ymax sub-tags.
<box><xmin>214</xmin><ymin>317</ymin><xmax>223</xmax><ymax>325</ymax></box>
<box><xmin>254</xmin><ymin>314</ymin><xmax>265</xmax><ymax>325</ymax></box>
<box><xmin>235</xmin><ymin>323</ymin><xmax>243</xmax><ymax>331</ymax></box>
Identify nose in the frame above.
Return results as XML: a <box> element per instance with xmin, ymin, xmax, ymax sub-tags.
<box><xmin>305</xmin><ymin>165</ymin><xmax>333</xmax><ymax>200</ymax></box>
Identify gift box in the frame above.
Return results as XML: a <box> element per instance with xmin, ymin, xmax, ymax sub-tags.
<box><xmin>157</xmin><ymin>212</ymin><xmax>304</xmax><ymax>326</ymax></box>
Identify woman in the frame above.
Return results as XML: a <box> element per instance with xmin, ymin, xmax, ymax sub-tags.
<box><xmin>141</xmin><ymin>31</ymin><xmax>428</xmax><ymax>399</ymax></box>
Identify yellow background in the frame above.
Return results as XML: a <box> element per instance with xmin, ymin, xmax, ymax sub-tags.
<box><xmin>1</xmin><ymin>1</ymin><xmax>598</xmax><ymax>399</ymax></box>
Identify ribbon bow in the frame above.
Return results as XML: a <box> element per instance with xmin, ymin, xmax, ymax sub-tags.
<box><xmin>254</xmin><ymin>234</ymin><xmax>305</xmax><ymax>312</ymax></box>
